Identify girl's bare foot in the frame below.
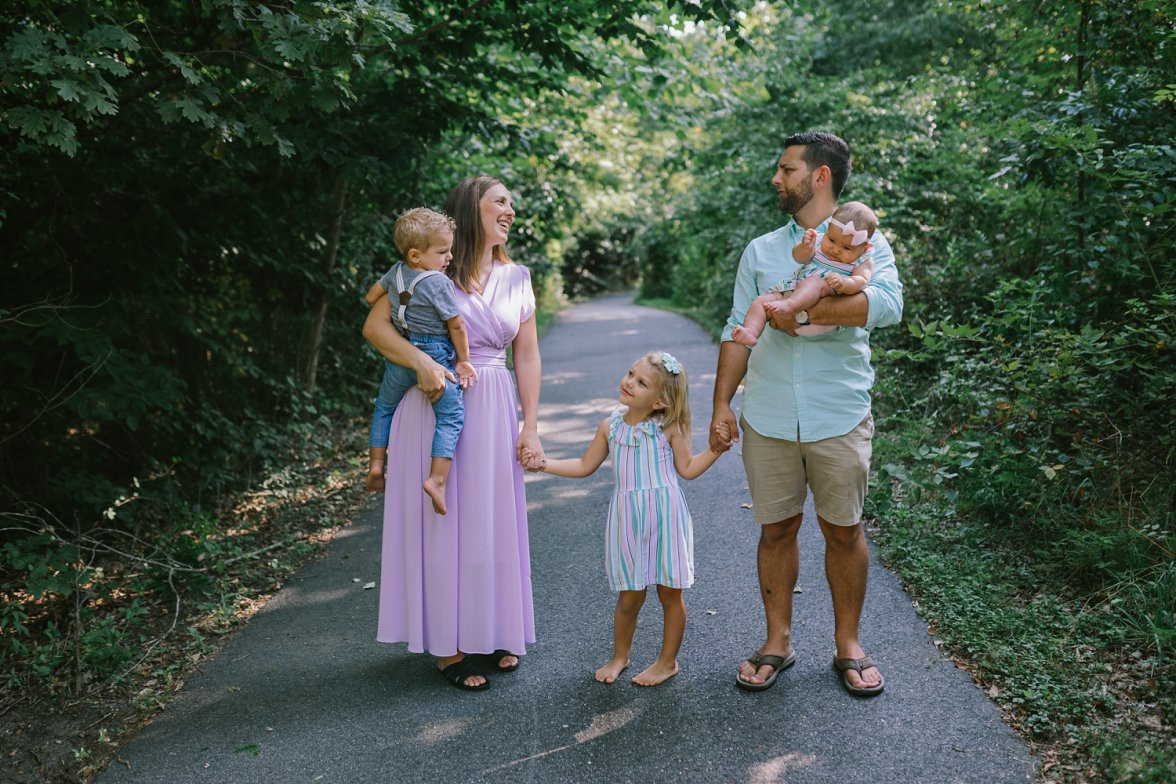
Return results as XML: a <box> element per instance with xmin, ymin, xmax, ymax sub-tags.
<box><xmin>632</xmin><ymin>660</ymin><xmax>679</xmax><ymax>687</ymax></box>
<box><xmin>594</xmin><ymin>657</ymin><xmax>629</xmax><ymax>684</ymax></box>
<box><xmin>731</xmin><ymin>326</ymin><xmax>758</xmax><ymax>347</ymax></box>
<box><xmin>365</xmin><ymin>470</ymin><xmax>385</xmax><ymax>493</ymax></box>
<box><xmin>423</xmin><ymin>478</ymin><xmax>447</xmax><ymax>514</ymax></box>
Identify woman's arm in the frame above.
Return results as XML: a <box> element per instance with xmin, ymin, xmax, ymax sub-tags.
<box><xmin>667</xmin><ymin>424</ymin><xmax>723</xmax><ymax>480</ymax></box>
<box><xmin>362</xmin><ymin>296</ymin><xmax>453</xmax><ymax>402</ymax></box>
<box><xmin>538</xmin><ymin>420</ymin><xmax>610</xmax><ymax>478</ymax></box>
<box><xmin>512</xmin><ymin>314</ymin><xmax>545</xmax><ymax>465</ymax></box>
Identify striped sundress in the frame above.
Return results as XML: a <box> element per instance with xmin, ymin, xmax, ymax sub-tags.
<box><xmin>605</xmin><ymin>408</ymin><xmax>695</xmax><ymax>591</ymax></box>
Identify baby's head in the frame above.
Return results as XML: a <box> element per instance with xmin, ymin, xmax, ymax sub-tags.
<box><xmin>394</xmin><ymin>208</ymin><xmax>457</xmax><ymax>271</ymax></box>
<box><xmin>638</xmin><ymin>351</ymin><xmax>691</xmax><ymax>436</ymax></box>
<box><xmin>821</xmin><ymin>201</ymin><xmax>877</xmax><ymax>264</ymax></box>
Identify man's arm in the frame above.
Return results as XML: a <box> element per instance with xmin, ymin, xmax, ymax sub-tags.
<box><xmin>712</xmin><ymin>245</ymin><xmax>760</xmax><ymax>451</ymax></box>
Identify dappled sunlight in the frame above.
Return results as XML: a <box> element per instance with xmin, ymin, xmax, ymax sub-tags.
<box><xmin>413</xmin><ymin>717</ymin><xmax>475</xmax><ymax>746</ymax></box>
<box><xmin>479</xmin><ymin>705</ymin><xmax>642</xmax><ymax>775</ymax></box>
<box><xmin>747</xmin><ymin>753</ymin><xmax>819</xmax><ymax>783</ymax></box>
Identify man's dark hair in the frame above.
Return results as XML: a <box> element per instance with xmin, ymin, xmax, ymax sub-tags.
<box><xmin>784</xmin><ymin>131</ymin><xmax>851</xmax><ymax>198</ymax></box>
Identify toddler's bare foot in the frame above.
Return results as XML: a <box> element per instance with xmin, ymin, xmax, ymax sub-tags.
<box><xmin>365</xmin><ymin>470</ymin><xmax>385</xmax><ymax>493</ymax></box>
<box><xmin>594</xmin><ymin>657</ymin><xmax>629</xmax><ymax>684</ymax></box>
<box><xmin>731</xmin><ymin>326</ymin><xmax>758</xmax><ymax>347</ymax></box>
<box><xmin>423</xmin><ymin>478</ymin><xmax>447</xmax><ymax>515</ymax></box>
<box><xmin>632</xmin><ymin>660</ymin><xmax>679</xmax><ymax>687</ymax></box>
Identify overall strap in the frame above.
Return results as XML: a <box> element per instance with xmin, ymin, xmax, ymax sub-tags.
<box><xmin>393</xmin><ymin>267</ymin><xmax>442</xmax><ymax>334</ymax></box>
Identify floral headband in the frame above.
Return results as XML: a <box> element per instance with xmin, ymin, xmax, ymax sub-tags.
<box><xmin>828</xmin><ymin>217</ymin><xmax>872</xmax><ymax>246</ymax></box>
<box><xmin>658</xmin><ymin>352</ymin><xmax>682</xmax><ymax>375</ymax></box>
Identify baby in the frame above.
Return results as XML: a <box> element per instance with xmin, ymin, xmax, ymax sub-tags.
<box><xmin>732</xmin><ymin>201</ymin><xmax>877</xmax><ymax>346</ymax></box>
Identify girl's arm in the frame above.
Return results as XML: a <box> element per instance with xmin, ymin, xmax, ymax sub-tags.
<box><xmin>539</xmin><ymin>419</ymin><xmax>610</xmax><ymax>478</ymax></box>
<box><xmin>666</xmin><ymin>424</ymin><xmax>723</xmax><ymax>480</ymax></box>
<box><xmin>512</xmin><ymin>314</ymin><xmax>544</xmax><ymax>466</ymax></box>
<box><xmin>363</xmin><ymin>296</ymin><xmax>453</xmax><ymax>401</ymax></box>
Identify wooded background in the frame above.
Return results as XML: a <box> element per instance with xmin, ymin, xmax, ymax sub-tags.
<box><xmin>2</xmin><ymin>1</ymin><xmax>1173</xmax><ymax>780</ymax></box>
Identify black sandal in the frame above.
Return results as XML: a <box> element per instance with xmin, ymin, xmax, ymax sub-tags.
<box><xmin>439</xmin><ymin>657</ymin><xmax>489</xmax><ymax>691</ymax></box>
<box><xmin>476</xmin><ymin>649</ymin><xmax>519</xmax><ymax>673</ymax></box>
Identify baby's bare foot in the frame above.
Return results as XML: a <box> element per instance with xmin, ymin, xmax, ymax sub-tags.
<box><xmin>731</xmin><ymin>326</ymin><xmax>758</xmax><ymax>347</ymax></box>
<box><xmin>365</xmin><ymin>470</ymin><xmax>385</xmax><ymax>493</ymax></box>
<box><xmin>594</xmin><ymin>658</ymin><xmax>629</xmax><ymax>684</ymax></box>
<box><xmin>632</xmin><ymin>660</ymin><xmax>679</xmax><ymax>687</ymax></box>
<box><xmin>423</xmin><ymin>478</ymin><xmax>447</xmax><ymax>515</ymax></box>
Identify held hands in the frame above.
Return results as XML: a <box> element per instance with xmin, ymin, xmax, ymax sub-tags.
<box><xmin>516</xmin><ymin>429</ymin><xmax>546</xmax><ymax>471</ymax></box>
<box><xmin>455</xmin><ymin>360</ymin><xmax>479</xmax><ymax>389</ymax></box>
<box><xmin>520</xmin><ymin>447</ymin><xmax>547</xmax><ymax>473</ymax></box>
<box><xmin>708</xmin><ymin>409</ymin><xmax>738</xmax><ymax>453</ymax></box>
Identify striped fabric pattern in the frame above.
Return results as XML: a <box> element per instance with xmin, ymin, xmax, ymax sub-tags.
<box><xmin>604</xmin><ymin>408</ymin><xmax>695</xmax><ymax>591</ymax></box>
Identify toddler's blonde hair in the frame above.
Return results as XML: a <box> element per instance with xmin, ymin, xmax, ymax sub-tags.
<box><xmin>642</xmin><ymin>351</ymin><xmax>691</xmax><ymax>437</ymax></box>
<box><xmin>393</xmin><ymin>207</ymin><xmax>456</xmax><ymax>258</ymax></box>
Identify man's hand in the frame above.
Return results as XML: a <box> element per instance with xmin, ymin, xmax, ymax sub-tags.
<box><xmin>709</xmin><ymin>405</ymin><xmax>739</xmax><ymax>453</ymax></box>
<box><xmin>766</xmin><ymin>308</ymin><xmax>803</xmax><ymax>336</ymax></box>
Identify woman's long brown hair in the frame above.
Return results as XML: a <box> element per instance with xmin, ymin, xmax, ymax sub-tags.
<box><xmin>443</xmin><ymin>175</ymin><xmax>513</xmax><ymax>293</ymax></box>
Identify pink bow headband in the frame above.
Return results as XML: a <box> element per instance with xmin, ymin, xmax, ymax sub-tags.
<box><xmin>829</xmin><ymin>218</ymin><xmax>871</xmax><ymax>246</ymax></box>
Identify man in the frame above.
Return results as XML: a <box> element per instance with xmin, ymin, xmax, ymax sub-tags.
<box><xmin>709</xmin><ymin>131</ymin><xmax>903</xmax><ymax>696</ymax></box>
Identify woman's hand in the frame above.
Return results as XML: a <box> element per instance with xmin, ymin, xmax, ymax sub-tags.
<box><xmin>415</xmin><ymin>356</ymin><xmax>455</xmax><ymax>403</ymax></box>
<box><xmin>516</xmin><ymin>428</ymin><xmax>545</xmax><ymax>469</ymax></box>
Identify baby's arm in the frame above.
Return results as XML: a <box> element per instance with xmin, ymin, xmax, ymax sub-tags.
<box><xmin>666</xmin><ymin>423</ymin><xmax>723</xmax><ymax>480</ymax></box>
<box><xmin>446</xmin><ymin>314</ymin><xmax>478</xmax><ymax>387</ymax></box>
<box><xmin>792</xmin><ymin>229</ymin><xmax>817</xmax><ymax>263</ymax></box>
<box><xmin>827</xmin><ymin>257</ymin><xmax>874</xmax><ymax>295</ymax></box>
<box><xmin>533</xmin><ymin>418</ymin><xmax>610</xmax><ymax>478</ymax></box>
<box><xmin>364</xmin><ymin>280</ymin><xmax>387</xmax><ymax>307</ymax></box>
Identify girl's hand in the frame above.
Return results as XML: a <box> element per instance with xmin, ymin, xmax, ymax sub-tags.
<box><xmin>455</xmin><ymin>360</ymin><xmax>479</xmax><ymax>389</ymax></box>
<box><xmin>516</xmin><ymin>429</ymin><xmax>545</xmax><ymax>469</ymax></box>
<box><xmin>793</xmin><ymin>229</ymin><xmax>817</xmax><ymax>263</ymax></box>
<box><xmin>826</xmin><ymin>273</ymin><xmax>845</xmax><ymax>292</ymax></box>
<box><xmin>520</xmin><ymin>448</ymin><xmax>546</xmax><ymax>472</ymax></box>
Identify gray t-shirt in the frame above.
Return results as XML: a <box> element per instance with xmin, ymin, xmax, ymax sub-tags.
<box><xmin>378</xmin><ymin>262</ymin><xmax>460</xmax><ymax>337</ymax></box>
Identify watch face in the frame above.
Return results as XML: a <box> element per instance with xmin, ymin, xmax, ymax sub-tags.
<box><xmin>796</xmin><ymin>310</ymin><xmax>809</xmax><ymax>325</ymax></box>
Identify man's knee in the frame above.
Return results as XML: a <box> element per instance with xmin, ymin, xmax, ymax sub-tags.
<box><xmin>820</xmin><ymin>518</ymin><xmax>863</xmax><ymax>550</ymax></box>
<box><xmin>761</xmin><ymin>515</ymin><xmax>802</xmax><ymax>546</ymax></box>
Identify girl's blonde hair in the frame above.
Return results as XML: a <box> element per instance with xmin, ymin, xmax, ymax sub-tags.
<box><xmin>642</xmin><ymin>351</ymin><xmax>691</xmax><ymax>437</ymax></box>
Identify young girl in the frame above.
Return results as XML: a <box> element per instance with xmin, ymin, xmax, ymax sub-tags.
<box><xmin>525</xmin><ymin>351</ymin><xmax>724</xmax><ymax>687</ymax></box>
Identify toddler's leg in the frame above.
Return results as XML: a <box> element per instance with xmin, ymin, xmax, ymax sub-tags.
<box><xmin>366</xmin><ymin>447</ymin><xmax>387</xmax><ymax>493</ymax></box>
<box><xmin>367</xmin><ymin>362</ymin><xmax>412</xmax><ymax>493</ymax></box>
<box><xmin>731</xmin><ymin>294</ymin><xmax>780</xmax><ymax>347</ymax></box>
<box><xmin>424</xmin><ymin>368</ymin><xmax>465</xmax><ymax>515</ymax></box>
<box><xmin>632</xmin><ymin>585</ymin><xmax>684</xmax><ymax>686</ymax></box>
<box><xmin>767</xmin><ymin>276</ymin><xmax>828</xmax><ymax>319</ymax></box>
<box><xmin>598</xmin><ymin>590</ymin><xmax>644</xmax><ymax>683</ymax></box>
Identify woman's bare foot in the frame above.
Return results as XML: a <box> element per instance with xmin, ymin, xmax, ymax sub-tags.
<box><xmin>594</xmin><ymin>657</ymin><xmax>629</xmax><ymax>684</ymax></box>
<box><xmin>632</xmin><ymin>660</ymin><xmax>679</xmax><ymax>687</ymax></box>
<box><xmin>365</xmin><ymin>469</ymin><xmax>385</xmax><ymax>493</ymax></box>
<box><xmin>731</xmin><ymin>326</ymin><xmax>758</xmax><ymax>347</ymax></box>
<box><xmin>423</xmin><ymin>478</ymin><xmax>447</xmax><ymax>514</ymax></box>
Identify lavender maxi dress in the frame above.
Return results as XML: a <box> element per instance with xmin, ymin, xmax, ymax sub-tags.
<box><xmin>376</xmin><ymin>262</ymin><xmax>537</xmax><ymax>657</ymax></box>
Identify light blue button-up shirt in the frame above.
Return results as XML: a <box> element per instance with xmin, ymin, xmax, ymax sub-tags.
<box><xmin>721</xmin><ymin>219</ymin><xmax>904</xmax><ymax>442</ymax></box>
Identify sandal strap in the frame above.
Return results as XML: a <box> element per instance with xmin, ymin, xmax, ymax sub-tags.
<box><xmin>833</xmin><ymin>656</ymin><xmax>876</xmax><ymax>673</ymax></box>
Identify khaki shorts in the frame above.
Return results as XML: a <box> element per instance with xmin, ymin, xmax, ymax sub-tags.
<box><xmin>740</xmin><ymin>414</ymin><xmax>874</xmax><ymax>526</ymax></box>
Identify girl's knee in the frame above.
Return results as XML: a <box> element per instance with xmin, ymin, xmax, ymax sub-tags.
<box><xmin>655</xmin><ymin>585</ymin><xmax>683</xmax><ymax>605</ymax></box>
<box><xmin>617</xmin><ymin>589</ymin><xmax>646</xmax><ymax>612</ymax></box>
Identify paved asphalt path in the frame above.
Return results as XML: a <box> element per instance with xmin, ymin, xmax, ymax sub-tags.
<box><xmin>98</xmin><ymin>292</ymin><xmax>1035</xmax><ymax>784</ymax></box>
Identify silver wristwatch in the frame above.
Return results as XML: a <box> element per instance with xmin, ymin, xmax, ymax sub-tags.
<box><xmin>795</xmin><ymin>310</ymin><xmax>810</xmax><ymax>326</ymax></box>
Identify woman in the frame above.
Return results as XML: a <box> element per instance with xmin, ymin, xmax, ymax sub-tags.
<box><xmin>363</xmin><ymin>176</ymin><xmax>545</xmax><ymax>691</ymax></box>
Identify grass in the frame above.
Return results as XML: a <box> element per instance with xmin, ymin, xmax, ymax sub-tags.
<box><xmin>868</xmin><ymin>429</ymin><xmax>1176</xmax><ymax>783</ymax></box>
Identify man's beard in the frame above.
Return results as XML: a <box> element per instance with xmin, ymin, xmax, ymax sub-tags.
<box><xmin>778</xmin><ymin>177</ymin><xmax>814</xmax><ymax>215</ymax></box>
